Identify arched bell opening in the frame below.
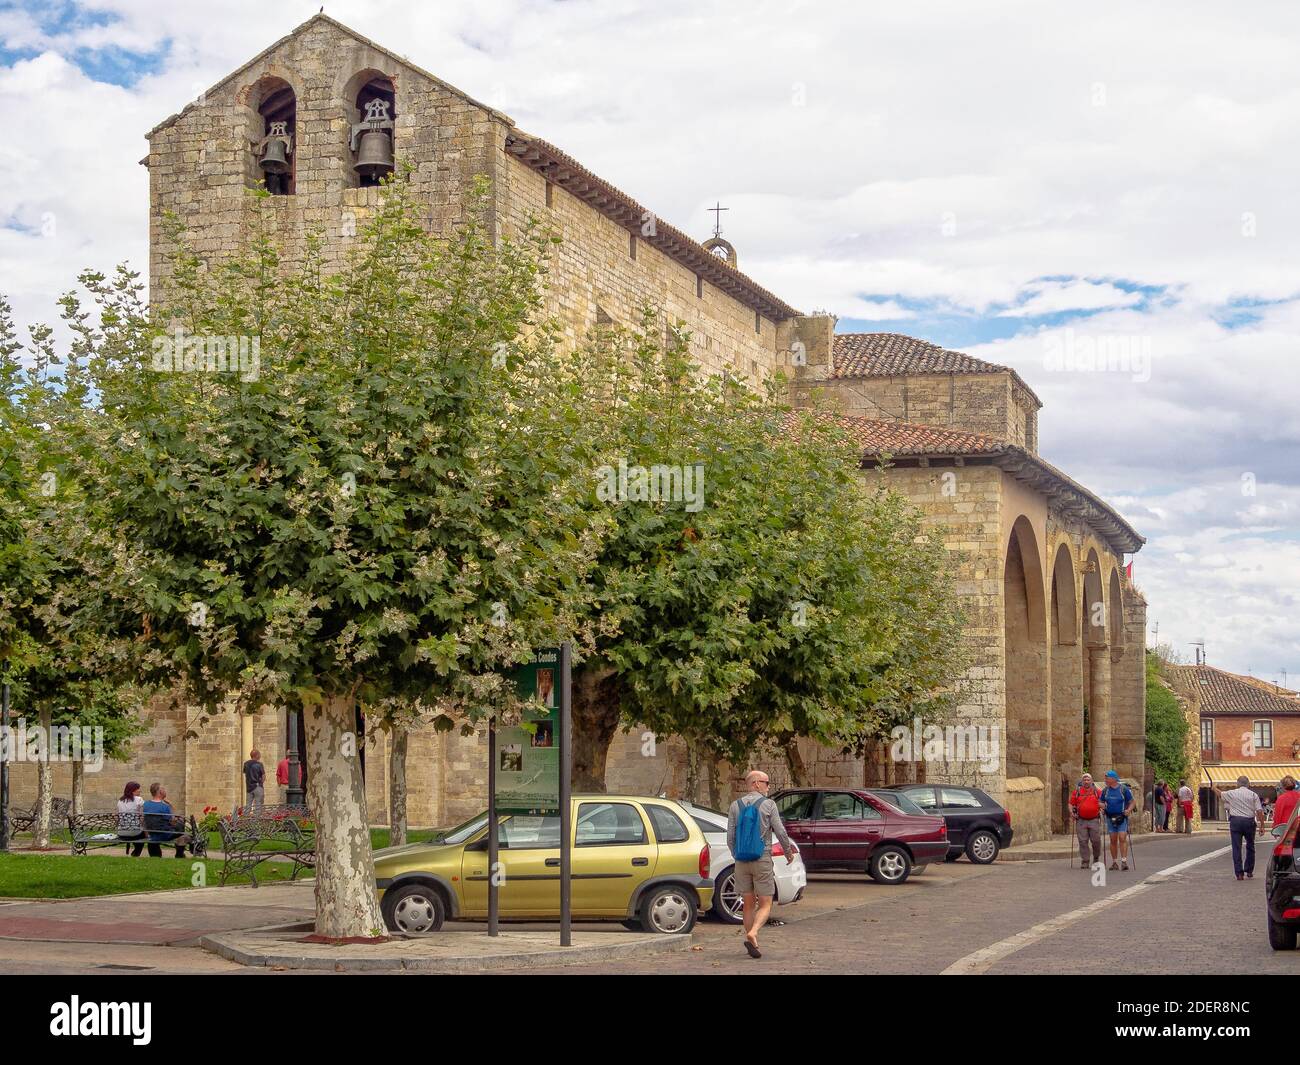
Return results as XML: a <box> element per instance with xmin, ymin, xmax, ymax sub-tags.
<box><xmin>250</xmin><ymin>76</ymin><xmax>296</xmax><ymax>196</ymax></box>
<box><xmin>346</xmin><ymin>71</ymin><xmax>396</xmax><ymax>188</ymax></box>
<box><xmin>1004</xmin><ymin>517</ymin><xmax>1050</xmax><ymax>794</ymax></box>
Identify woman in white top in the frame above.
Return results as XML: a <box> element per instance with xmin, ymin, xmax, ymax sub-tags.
<box><xmin>117</xmin><ymin>781</ymin><xmax>146</xmax><ymax>857</ymax></box>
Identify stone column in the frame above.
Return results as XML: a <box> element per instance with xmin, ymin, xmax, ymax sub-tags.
<box><xmin>1089</xmin><ymin>649</ymin><xmax>1113</xmax><ymax>773</ymax></box>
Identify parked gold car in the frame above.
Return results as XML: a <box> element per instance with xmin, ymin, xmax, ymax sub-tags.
<box><xmin>374</xmin><ymin>795</ymin><xmax>713</xmax><ymax>934</ymax></box>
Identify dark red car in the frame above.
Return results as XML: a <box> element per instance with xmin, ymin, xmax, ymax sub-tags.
<box><xmin>771</xmin><ymin>788</ymin><xmax>949</xmax><ymax>885</ymax></box>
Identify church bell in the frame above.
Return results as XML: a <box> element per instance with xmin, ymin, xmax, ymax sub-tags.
<box><xmin>258</xmin><ymin>136</ymin><xmax>290</xmax><ymax>175</ymax></box>
<box><xmin>353</xmin><ymin>129</ymin><xmax>394</xmax><ymax>180</ymax></box>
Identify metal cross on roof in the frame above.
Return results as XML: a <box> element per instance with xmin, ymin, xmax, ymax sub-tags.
<box><xmin>709</xmin><ymin>201</ymin><xmax>728</xmax><ymax>238</ymax></box>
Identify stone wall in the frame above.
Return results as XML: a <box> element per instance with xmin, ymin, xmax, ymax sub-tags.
<box><xmin>1004</xmin><ymin>775</ymin><xmax>1048</xmax><ymax>844</ymax></box>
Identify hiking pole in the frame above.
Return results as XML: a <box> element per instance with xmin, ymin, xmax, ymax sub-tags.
<box><xmin>1127</xmin><ymin>829</ymin><xmax>1136</xmax><ymax>871</ymax></box>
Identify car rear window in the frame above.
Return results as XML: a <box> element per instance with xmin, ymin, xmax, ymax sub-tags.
<box><xmin>940</xmin><ymin>788</ymin><xmax>983</xmax><ymax>808</ymax></box>
<box><xmin>645</xmin><ymin>804</ymin><xmax>691</xmax><ymax>843</ymax></box>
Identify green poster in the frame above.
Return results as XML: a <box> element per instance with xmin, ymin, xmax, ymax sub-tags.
<box><xmin>497</xmin><ymin>648</ymin><xmax>562</xmax><ymax>814</ymax></box>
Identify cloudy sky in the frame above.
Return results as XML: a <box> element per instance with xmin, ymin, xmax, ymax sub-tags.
<box><xmin>2</xmin><ymin>0</ymin><xmax>1298</xmax><ymax>684</ymax></box>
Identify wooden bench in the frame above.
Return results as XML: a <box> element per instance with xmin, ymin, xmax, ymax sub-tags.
<box><xmin>217</xmin><ymin>812</ymin><xmax>315</xmax><ymax>887</ymax></box>
<box><xmin>68</xmin><ymin>811</ymin><xmax>206</xmax><ymax>857</ymax></box>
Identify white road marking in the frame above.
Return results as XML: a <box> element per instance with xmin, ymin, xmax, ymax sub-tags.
<box><xmin>940</xmin><ymin>844</ymin><xmax>1232</xmax><ymax>975</ymax></box>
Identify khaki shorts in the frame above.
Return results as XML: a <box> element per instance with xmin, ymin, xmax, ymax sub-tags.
<box><xmin>733</xmin><ymin>854</ymin><xmax>776</xmax><ymax>897</ymax></box>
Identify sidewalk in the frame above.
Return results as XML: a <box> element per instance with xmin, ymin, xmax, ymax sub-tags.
<box><xmin>1003</xmin><ymin>828</ymin><xmax>1219</xmax><ymax>861</ymax></box>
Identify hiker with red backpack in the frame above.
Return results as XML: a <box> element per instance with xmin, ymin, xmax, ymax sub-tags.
<box><xmin>726</xmin><ymin>770</ymin><xmax>795</xmax><ymax>959</ymax></box>
<box><xmin>1100</xmin><ymin>770</ymin><xmax>1136</xmax><ymax>871</ymax></box>
<box><xmin>1070</xmin><ymin>772</ymin><xmax>1104</xmax><ymax>869</ymax></box>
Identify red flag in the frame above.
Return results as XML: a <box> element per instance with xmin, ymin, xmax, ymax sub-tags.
<box><xmin>1125</xmin><ymin>562</ymin><xmax>1133</xmax><ymax>579</ymax></box>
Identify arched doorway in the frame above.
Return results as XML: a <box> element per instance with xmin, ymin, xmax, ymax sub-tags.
<box><xmin>1050</xmin><ymin>543</ymin><xmax>1082</xmax><ymax>830</ymax></box>
<box><xmin>1081</xmin><ymin>549</ymin><xmax>1111</xmax><ymax>773</ymax></box>
<box><xmin>1004</xmin><ymin>517</ymin><xmax>1050</xmax><ymax>791</ymax></box>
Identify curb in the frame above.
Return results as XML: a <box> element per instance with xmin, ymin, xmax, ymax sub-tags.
<box><xmin>1002</xmin><ymin>830</ymin><xmax>1221</xmax><ymax>862</ymax></box>
<box><xmin>199</xmin><ymin>924</ymin><xmax>694</xmax><ymax>972</ymax></box>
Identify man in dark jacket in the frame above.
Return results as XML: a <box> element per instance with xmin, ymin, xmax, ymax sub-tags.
<box><xmin>243</xmin><ymin>749</ymin><xmax>266</xmax><ymax>812</ymax></box>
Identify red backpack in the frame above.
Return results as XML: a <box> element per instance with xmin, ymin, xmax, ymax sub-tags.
<box><xmin>1072</xmin><ymin>786</ymin><xmax>1101</xmax><ymax>819</ymax></box>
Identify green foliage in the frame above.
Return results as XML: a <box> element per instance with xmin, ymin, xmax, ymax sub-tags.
<box><xmin>554</xmin><ymin>313</ymin><xmax>968</xmax><ymax>766</ymax></box>
<box><xmin>1145</xmin><ymin>651</ymin><xmax>1188</xmax><ymax>784</ymax></box>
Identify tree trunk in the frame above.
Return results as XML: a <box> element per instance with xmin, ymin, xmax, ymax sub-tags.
<box><xmin>34</xmin><ymin>707</ymin><xmax>53</xmax><ymax>849</ymax></box>
<box><xmin>71</xmin><ymin>760</ymin><xmax>84</xmax><ymax>817</ymax></box>
<box><xmin>782</xmin><ymin>736</ymin><xmax>808</xmax><ymax>787</ymax></box>
<box><xmin>685</xmin><ymin>747</ymin><xmax>700</xmax><ymax>806</ymax></box>
<box><xmin>571</xmin><ymin>667</ymin><xmax>621</xmax><ymax>792</ymax></box>
<box><xmin>706</xmin><ymin>754</ymin><xmax>723</xmax><ymax>811</ymax></box>
<box><xmin>304</xmin><ymin>694</ymin><xmax>385</xmax><ymax>939</ymax></box>
<box><xmin>388</xmin><ymin>724</ymin><xmax>408</xmax><ymax>848</ymax></box>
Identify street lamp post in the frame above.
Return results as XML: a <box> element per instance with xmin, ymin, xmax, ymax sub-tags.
<box><xmin>0</xmin><ymin>682</ymin><xmax>10</xmax><ymax>853</ymax></box>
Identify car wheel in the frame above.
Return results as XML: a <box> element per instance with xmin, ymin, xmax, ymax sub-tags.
<box><xmin>1268</xmin><ymin>913</ymin><xmax>1297</xmax><ymax>951</ymax></box>
<box><xmin>966</xmin><ymin>830</ymin><xmax>1000</xmax><ymax>864</ymax></box>
<box><xmin>868</xmin><ymin>845</ymin><xmax>911</xmax><ymax>885</ymax></box>
<box><xmin>712</xmin><ymin>868</ymin><xmax>744</xmax><ymax>924</ymax></box>
<box><xmin>381</xmin><ymin>883</ymin><xmax>446</xmax><ymax>934</ymax></box>
<box><xmin>639</xmin><ymin>885</ymin><xmax>698</xmax><ymax>934</ymax></box>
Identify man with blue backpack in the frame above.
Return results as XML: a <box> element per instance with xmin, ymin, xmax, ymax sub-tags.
<box><xmin>727</xmin><ymin>770</ymin><xmax>795</xmax><ymax>959</ymax></box>
<box><xmin>1101</xmin><ymin>770</ymin><xmax>1136</xmax><ymax>871</ymax></box>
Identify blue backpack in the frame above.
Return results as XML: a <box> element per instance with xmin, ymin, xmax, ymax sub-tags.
<box><xmin>734</xmin><ymin>800</ymin><xmax>765</xmax><ymax>861</ymax></box>
<box><xmin>1103</xmin><ymin>785</ymin><xmax>1132</xmax><ymax>817</ymax></box>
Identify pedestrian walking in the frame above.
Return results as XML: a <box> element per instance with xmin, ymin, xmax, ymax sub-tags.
<box><xmin>1273</xmin><ymin>776</ymin><xmax>1299</xmax><ymax>829</ymax></box>
<box><xmin>1221</xmin><ymin>775</ymin><xmax>1265</xmax><ymax>880</ymax></box>
<box><xmin>1152</xmin><ymin>779</ymin><xmax>1166</xmax><ymax>833</ymax></box>
<box><xmin>726</xmin><ymin>770</ymin><xmax>795</xmax><ymax>959</ymax></box>
<box><xmin>1069</xmin><ymin>772</ymin><xmax>1104</xmax><ymax>870</ymax></box>
<box><xmin>1100</xmin><ymin>770</ymin><xmax>1135</xmax><ymax>871</ymax></box>
<box><xmin>243</xmin><ymin>749</ymin><xmax>266</xmax><ymax>812</ymax></box>
<box><xmin>1159</xmin><ymin>782</ymin><xmax>1175</xmax><ymax>831</ymax></box>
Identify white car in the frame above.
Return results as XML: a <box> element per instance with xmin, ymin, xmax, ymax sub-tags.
<box><xmin>678</xmin><ymin>800</ymin><xmax>808</xmax><ymax>924</ymax></box>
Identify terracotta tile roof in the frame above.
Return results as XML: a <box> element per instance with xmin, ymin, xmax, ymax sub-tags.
<box><xmin>831</xmin><ymin>333</ymin><xmax>1041</xmax><ymax>408</ymax></box>
<box><xmin>1169</xmin><ymin>664</ymin><xmax>1300</xmax><ymax>715</ymax></box>
<box><xmin>786</xmin><ymin>409</ymin><xmax>1144</xmax><ymax>555</ymax></box>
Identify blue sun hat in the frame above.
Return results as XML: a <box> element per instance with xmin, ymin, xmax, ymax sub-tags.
<box><xmin>1105</xmin><ymin>770</ymin><xmax>1119</xmax><ymax>781</ymax></box>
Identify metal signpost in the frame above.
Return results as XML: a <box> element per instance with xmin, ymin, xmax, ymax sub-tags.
<box><xmin>489</xmin><ymin>645</ymin><xmax>572</xmax><ymax>946</ymax></box>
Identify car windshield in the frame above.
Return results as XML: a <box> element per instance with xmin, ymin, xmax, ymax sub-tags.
<box><xmin>439</xmin><ymin>813</ymin><xmax>489</xmax><ymax>846</ymax></box>
<box><xmin>873</xmin><ymin>790</ymin><xmax>926</xmax><ymax>816</ymax></box>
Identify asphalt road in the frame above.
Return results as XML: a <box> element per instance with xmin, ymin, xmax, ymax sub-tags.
<box><xmin>0</xmin><ymin>832</ymin><xmax>1287</xmax><ymax>975</ymax></box>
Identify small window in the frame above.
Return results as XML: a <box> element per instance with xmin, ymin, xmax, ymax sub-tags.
<box><xmin>775</xmin><ymin>792</ymin><xmax>815</xmax><ymax>821</ymax></box>
<box><xmin>629</xmin><ymin>233</ymin><xmax>637</xmax><ymax>260</ymax></box>
<box><xmin>545</xmin><ymin>181</ymin><xmax>554</xmax><ymax>208</ymax></box>
<box><xmin>818</xmin><ymin>792</ymin><xmax>881</xmax><ymax>821</ymax></box>
<box><xmin>900</xmin><ymin>786</ymin><xmax>939</xmax><ymax>810</ymax></box>
<box><xmin>940</xmin><ymin>788</ymin><xmax>983</xmax><ymax>809</ymax></box>
<box><xmin>755</xmin><ymin>310</ymin><xmax>762</xmax><ymax>334</ymax></box>
<box><xmin>1201</xmin><ymin>719</ymin><xmax>1215</xmax><ymax>748</ymax></box>
<box><xmin>696</xmin><ymin>275</ymin><xmax>703</xmax><ymax>299</ymax></box>
<box><xmin>645</xmin><ymin>805</ymin><xmax>690</xmax><ymax>843</ymax></box>
<box><xmin>1254</xmin><ymin>720</ymin><xmax>1274</xmax><ymax>750</ymax></box>
<box><xmin>498</xmin><ymin>815</ymin><xmax>561</xmax><ymax>849</ymax></box>
<box><xmin>576</xmin><ymin>802</ymin><xmax>646</xmax><ymax>846</ymax></box>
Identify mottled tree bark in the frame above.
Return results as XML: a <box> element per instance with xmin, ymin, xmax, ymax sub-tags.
<box><xmin>388</xmin><ymin>724</ymin><xmax>408</xmax><ymax>849</ymax></box>
<box><xmin>706</xmin><ymin>754</ymin><xmax>723</xmax><ymax>811</ymax></box>
<box><xmin>71</xmin><ymin>760</ymin><xmax>84</xmax><ymax>817</ymax></box>
<box><xmin>571</xmin><ymin>667</ymin><xmax>621</xmax><ymax>793</ymax></box>
<box><xmin>782</xmin><ymin>736</ymin><xmax>808</xmax><ymax>787</ymax></box>
<box><xmin>34</xmin><ymin>706</ymin><xmax>53</xmax><ymax>849</ymax></box>
<box><xmin>305</xmin><ymin>694</ymin><xmax>385</xmax><ymax>939</ymax></box>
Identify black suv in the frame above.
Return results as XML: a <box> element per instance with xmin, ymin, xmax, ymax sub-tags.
<box><xmin>880</xmin><ymin>784</ymin><xmax>1013</xmax><ymax>863</ymax></box>
<box><xmin>1266</xmin><ymin>807</ymin><xmax>1300</xmax><ymax>950</ymax></box>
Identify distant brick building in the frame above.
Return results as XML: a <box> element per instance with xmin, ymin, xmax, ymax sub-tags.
<box><xmin>9</xmin><ymin>14</ymin><xmax>1146</xmax><ymax>843</ymax></box>
<box><xmin>1169</xmin><ymin>664</ymin><xmax>1300</xmax><ymax>817</ymax></box>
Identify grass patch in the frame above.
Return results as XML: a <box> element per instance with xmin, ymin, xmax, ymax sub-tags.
<box><xmin>0</xmin><ymin>851</ymin><xmax>311</xmax><ymax>898</ymax></box>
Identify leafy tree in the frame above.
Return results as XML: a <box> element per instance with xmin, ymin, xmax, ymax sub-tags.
<box><xmin>1145</xmin><ymin>651</ymin><xmax>1188</xmax><ymax>785</ymax></box>
<box><xmin>81</xmin><ymin>176</ymin><xmax>601</xmax><ymax>937</ymax></box>
<box><xmin>552</xmin><ymin>315</ymin><xmax>967</xmax><ymax>790</ymax></box>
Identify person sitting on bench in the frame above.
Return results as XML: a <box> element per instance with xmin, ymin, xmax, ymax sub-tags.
<box><xmin>117</xmin><ymin>781</ymin><xmax>146</xmax><ymax>857</ymax></box>
<box><xmin>142</xmin><ymin>783</ymin><xmax>187</xmax><ymax>858</ymax></box>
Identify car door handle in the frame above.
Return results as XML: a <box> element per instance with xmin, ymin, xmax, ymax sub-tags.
<box><xmin>631</xmin><ymin>857</ymin><xmax>649</xmax><ymax>866</ymax></box>
<box><xmin>545</xmin><ymin>858</ymin><xmax>560</xmax><ymax>867</ymax></box>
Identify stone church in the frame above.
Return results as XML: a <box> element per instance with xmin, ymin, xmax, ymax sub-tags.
<box><xmin>12</xmin><ymin>14</ymin><xmax>1146</xmax><ymax>844</ymax></box>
